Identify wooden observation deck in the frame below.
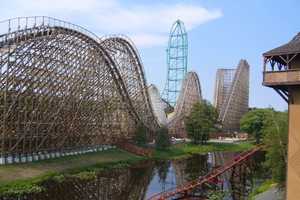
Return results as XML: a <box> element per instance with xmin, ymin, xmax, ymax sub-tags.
<box><xmin>263</xmin><ymin>32</ymin><xmax>300</xmax><ymax>200</ymax></box>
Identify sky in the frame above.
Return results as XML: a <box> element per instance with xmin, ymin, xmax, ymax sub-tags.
<box><xmin>0</xmin><ymin>0</ymin><xmax>299</xmax><ymax>111</ymax></box>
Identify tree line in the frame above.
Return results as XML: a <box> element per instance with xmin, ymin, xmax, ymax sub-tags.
<box><xmin>185</xmin><ymin>103</ymin><xmax>288</xmax><ymax>185</ymax></box>
<box><xmin>133</xmin><ymin>100</ymin><xmax>287</xmax><ymax>186</ymax></box>
<box><xmin>240</xmin><ymin>108</ymin><xmax>288</xmax><ymax>185</ymax></box>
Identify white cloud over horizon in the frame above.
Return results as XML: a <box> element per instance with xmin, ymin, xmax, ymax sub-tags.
<box><xmin>1</xmin><ymin>0</ymin><xmax>222</xmax><ymax>48</ymax></box>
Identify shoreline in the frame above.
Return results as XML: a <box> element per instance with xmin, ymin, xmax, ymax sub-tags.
<box><xmin>0</xmin><ymin>141</ymin><xmax>254</xmax><ymax>196</ymax></box>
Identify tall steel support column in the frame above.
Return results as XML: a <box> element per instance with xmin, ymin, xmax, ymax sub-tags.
<box><xmin>162</xmin><ymin>20</ymin><xmax>188</xmax><ymax>106</ymax></box>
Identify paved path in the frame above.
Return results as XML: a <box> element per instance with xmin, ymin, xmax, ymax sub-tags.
<box><xmin>255</xmin><ymin>187</ymin><xmax>284</xmax><ymax>200</ymax></box>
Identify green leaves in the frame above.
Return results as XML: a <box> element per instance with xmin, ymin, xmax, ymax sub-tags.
<box><xmin>185</xmin><ymin>100</ymin><xmax>218</xmax><ymax>144</ymax></box>
<box><xmin>240</xmin><ymin>108</ymin><xmax>288</xmax><ymax>185</ymax></box>
<box><xmin>262</xmin><ymin>111</ymin><xmax>288</xmax><ymax>185</ymax></box>
<box><xmin>240</xmin><ymin>108</ymin><xmax>274</xmax><ymax>144</ymax></box>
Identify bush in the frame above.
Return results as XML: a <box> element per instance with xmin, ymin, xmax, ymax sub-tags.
<box><xmin>155</xmin><ymin>127</ymin><xmax>171</xmax><ymax>150</ymax></box>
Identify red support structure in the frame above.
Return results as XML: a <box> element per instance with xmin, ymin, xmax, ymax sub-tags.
<box><xmin>117</xmin><ymin>141</ymin><xmax>153</xmax><ymax>157</ymax></box>
<box><xmin>148</xmin><ymin>146</ymin><xmax>262</xmax><ymax>200</ymax></box>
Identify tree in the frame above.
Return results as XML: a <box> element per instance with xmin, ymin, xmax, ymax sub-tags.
<box><xmin>185</xmin><ymin>100</ymin><xmax>218</xmax><ymax>144</ymax></box>
<box><xmin>155</xmin><ymin>126</ymin><xmax>171</xmax><ymax>150</ymax></box>
<box><xmin>263</xmin><ymin>111</ymin><xmax>288</xmax><ymax>185</ymax></box>
<box><xmin>240</xmin><ymin>108</ymin><xmax>273</xmax><ymax>144</ymax></box>
<box><xmin>133</xmin><ymin>123</ymin><xmax>147</xmax><ymax>147</ymax></box>
<box><xmin>241</xmin><ymin>108</ymin><xmax>288</xmax><ymax>185</ymax></box>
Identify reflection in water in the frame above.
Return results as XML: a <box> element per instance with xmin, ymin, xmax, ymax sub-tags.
<box><xmin>1</xmin><ymin>152</ymin><xmax>266</xmax><ymax>200</ymax></box>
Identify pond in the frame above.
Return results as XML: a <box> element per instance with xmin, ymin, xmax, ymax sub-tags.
<box><xmin>2</xmin><ymin>151</ymin><xmax>267</xmax><ymax>200</ymax></box>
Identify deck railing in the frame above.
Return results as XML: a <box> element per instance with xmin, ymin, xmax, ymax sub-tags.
<box><xmin>263</xmin><ymin>69</ymin><xmax>300</xmax><ymax>86</ymax></box>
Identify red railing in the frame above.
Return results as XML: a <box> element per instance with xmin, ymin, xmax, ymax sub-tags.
<box><xmin>117</xmin><ymin>142</ymin><xmax>153</xmax><ymax>157</ymax></box>
<box><xmin>148</xmin><ymin>145</ymin><xmax>262</xmax><ymax>200</ymax></box>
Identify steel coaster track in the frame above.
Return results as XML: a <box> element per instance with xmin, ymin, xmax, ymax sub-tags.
<box><xmin>148</xmin><ymin>146</ymin><xmax>262</xmax><ymax>200</ymax></box>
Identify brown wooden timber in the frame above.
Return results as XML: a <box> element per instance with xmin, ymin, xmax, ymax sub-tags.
<box><xmin>0</xmin><ymin>16</ymin><xmax>160</xmax><ymax>163</ymax></box>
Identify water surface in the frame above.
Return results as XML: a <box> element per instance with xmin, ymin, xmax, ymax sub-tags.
<box><xmin>2</xmin><ymin>151</ymin><xmax>267</xmax><ymax>200</ymax></box>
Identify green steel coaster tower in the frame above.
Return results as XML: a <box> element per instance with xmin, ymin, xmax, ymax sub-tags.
<box><xmin>162</xmin><ymin>19</ymin><xmax>188</xmax><ymax>107</ymax></box>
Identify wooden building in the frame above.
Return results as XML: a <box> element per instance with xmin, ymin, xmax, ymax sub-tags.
<box><xmin>263</xmin><ymin>32</ymin><xmax>300</xmax><ymax>200</ymax></box>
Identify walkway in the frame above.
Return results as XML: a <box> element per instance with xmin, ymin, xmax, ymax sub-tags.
<box><xmin>255</xmin><ymin>187</ymin><xmax>284</xmax><ymax>200</ymax></box>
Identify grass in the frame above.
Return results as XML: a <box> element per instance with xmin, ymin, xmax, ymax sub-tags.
<box><xmin>248</xmin><ymin>179</ymin><xmax>277</xmax><ymax>200</ymax></box>
<box><xmin>0</xmin><ymin>149</ymin><xmax>144</xmax><ymax>196</ymax></box>
<box><xmin>0</xmin><ymin>141</ymin><xmax>255</xmax><ymax>196</ymax></box>
<box><xmin>153</xmin><ymin>141</ymin><xmax>254</xmax><ymax>160</ymax></box>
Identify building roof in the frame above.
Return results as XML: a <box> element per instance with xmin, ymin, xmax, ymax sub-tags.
<box><xmin>263</xmin><ymin>32</ymin><xmax>300</xmax><ymax>57</ymax></box>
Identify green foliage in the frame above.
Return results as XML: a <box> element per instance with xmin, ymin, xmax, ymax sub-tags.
<box><xmin>153</xmin><ymin>142</ymin><xmax>254</xmax><ymax>160</ymax></box>
<box><xmin>0</xmin><ymin>149</ymin><xmax>144</xmax><ymax>196</ymax></box>
<box><xmin>0</xmin><ymin>175</ymin><xmax>49</xmax><ymax>197</ymax></box>
<box><xmin>240</xmin><ymin>108</ymin><xmax>273</xmax><ymax>144</ymax></box>
<box><xmin>241</xmin><ymin>108</ymin><xmax>288</xmax><ymax>185</ymax></box>
<box><xmin>133</xmin><ymin>123</ymin><xmax>147</xmax><ymax>147</ymax></box>
<box><xmin>185</xmin><ymin>100</ymin><xmax>218</xmax><ymax>144</ymax></box>
<box><xmin>155</xmin><ymin>127</ymin><xmax>171</xmax><ymax>150</ymax></box>
<box><xmin>248</xmin><ymin>179</ymin><xmax>276</xmax><ymax>200</ymax></box>
<box><xmin>262</xmin><ymin>111</ymin><xmax>288</xmax><ymax>185</ymax></box>
<box><xmin>207</xmin><ymin>190</ymin><xmax>227</xmax><ymax>200</ymax></box>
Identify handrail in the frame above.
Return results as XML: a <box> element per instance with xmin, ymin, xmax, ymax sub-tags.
<box><xmin>264</xmin><ymin>68</ymin><xmax>300</xmax><ymax>73</ymax></box>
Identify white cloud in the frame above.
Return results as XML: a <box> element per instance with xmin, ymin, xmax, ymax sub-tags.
<box><xmin>94</xmin><ymin>4</ymin><xmax>222</xmax><ymax>33</ymax></box>
<box><xmin>19</xmin><ymin>0</ymin><xmax>99</xmax><ymax>12</ymax></box>
<box><xmin>129</xmin><ymin>34</ymin><xmax>168</xmax><ymax>48</ymax></box>
<box><xmin>0</xmin><ymin>0</ymin><xmax>222</xmax><ymax>48</ymax></box>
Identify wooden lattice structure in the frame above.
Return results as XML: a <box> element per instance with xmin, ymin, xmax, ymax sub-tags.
<box><xmin>213</xmin><ymin>60</ymin><xmax>249</xmax><ymax>132</ymax></box>
<box><xmin>214</xmin><ymin>69</ymin><xmax>236</xmax><ymax>112</ymax></box>
<box><xmin>0</xmin><ymin>16</ymin><xmax>160</xmax><ymax>164</ymax></box>
<box><xmin>168</xmin><ymin>71</ymin><xmax>202</xmax><ymax>137</ymax></box>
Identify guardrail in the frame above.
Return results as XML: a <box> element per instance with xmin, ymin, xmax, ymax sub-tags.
<box><xmin>263</xmin><ymin>69</ymin><xmax>300</xmax><ymax>86</ymax></box>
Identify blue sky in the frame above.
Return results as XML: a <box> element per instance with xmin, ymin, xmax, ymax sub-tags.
<box><xmin>1</xmin><ymin>0</ymin><xmax>299</xmax><ymax>110</ymax></box>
